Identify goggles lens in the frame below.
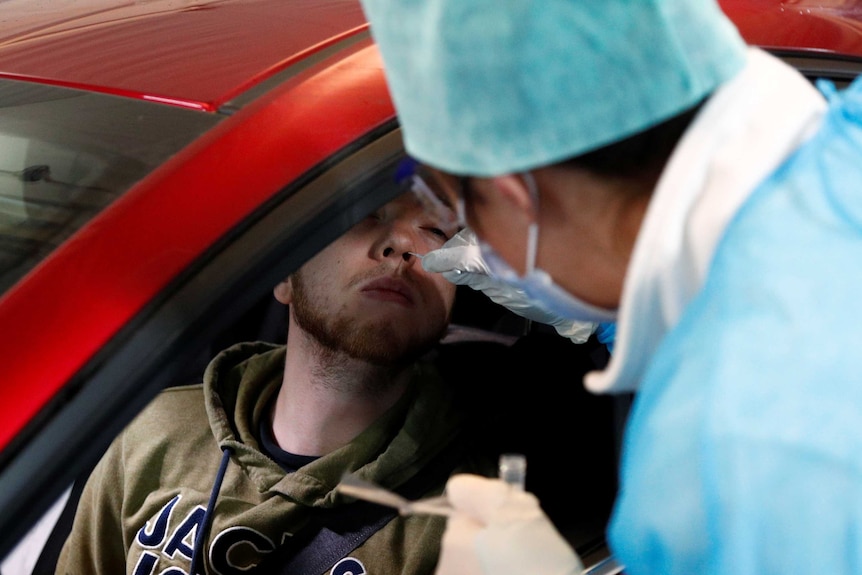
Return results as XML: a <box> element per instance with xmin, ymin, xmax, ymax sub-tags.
<box><xmin>395</xmin><ymin>157</ymin><xmax>465</xmax><ymax>230</ymax></box>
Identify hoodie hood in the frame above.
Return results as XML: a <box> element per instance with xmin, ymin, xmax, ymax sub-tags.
<box><xmin>202</xmin><ymin>341</ymin><xmax>468</xmax><ymax>507</ymax></box>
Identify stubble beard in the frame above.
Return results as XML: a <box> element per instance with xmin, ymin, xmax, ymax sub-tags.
<box><xmin>290</xmin><ymin>271</ymin><xmax>444</xmax><ymax>368</ymax></box>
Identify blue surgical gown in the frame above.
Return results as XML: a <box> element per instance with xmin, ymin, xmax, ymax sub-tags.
<box><xmin>609</xmin><ymin>76</ymin><xmax>862</xmax><ymax>575</ymax></box>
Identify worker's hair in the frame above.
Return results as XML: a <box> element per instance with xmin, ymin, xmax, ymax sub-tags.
<box><xmin>562</xmin><ymin>98</ymin><xmax>706</xmax><ymax>181</ymax></box>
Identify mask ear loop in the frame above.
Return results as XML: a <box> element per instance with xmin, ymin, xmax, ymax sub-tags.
<box><xmin>523</xmin><ymin>172</ymin><xmax>539</xmax><ymax>275</ymax></box>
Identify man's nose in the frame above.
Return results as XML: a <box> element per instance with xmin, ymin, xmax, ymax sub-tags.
<box><xmin>382</xmin><ymin>246</ymin><xmax>419</xmax><ymax>263</ymax></box>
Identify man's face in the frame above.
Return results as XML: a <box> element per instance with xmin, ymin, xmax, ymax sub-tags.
<box><xmin>277</xmin><ymin>192</ymin><xmax>460</xmax><ymax>365</ymax></box>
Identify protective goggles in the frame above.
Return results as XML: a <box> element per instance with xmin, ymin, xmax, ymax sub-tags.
<box><xmin>395</xmin><ymin>157</ymin><xmax>465</xmax><ymax>230</ymax></box>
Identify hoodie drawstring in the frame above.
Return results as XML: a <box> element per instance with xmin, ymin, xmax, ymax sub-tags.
<box><xmin>191</xmin><ymin>446</ymin><xmax>232</xmax><ymax>575</ymax></box>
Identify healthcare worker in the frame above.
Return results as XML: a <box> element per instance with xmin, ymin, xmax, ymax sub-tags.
<box><xmin>358</xmin><ymin>1</ymin><xmax>862</xmax><ymax>575</ymax></box>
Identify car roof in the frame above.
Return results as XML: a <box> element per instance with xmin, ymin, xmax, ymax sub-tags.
<box><xmin>0</xmin><ymin>0</ymin><xmax>369</xmax><ymax>111</ymax></box>
<box><xmin>4</xmin><ymin>0</ymin><xmax>857</xmax><ymax>104</ymax></box>
<box><xmin>720</xmin><ymin>0</ymin><xmax>862</xmax><ymax>60</ymax></box>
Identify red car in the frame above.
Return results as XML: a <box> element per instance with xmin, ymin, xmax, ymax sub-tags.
<box><xmin>0</xmin><ymin>0</ymin><xmax>860</xmax><ymax>573</ymax></box>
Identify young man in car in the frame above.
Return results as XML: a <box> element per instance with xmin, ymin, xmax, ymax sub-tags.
<box><xmin>54</xmin><ymin>187</ymin><xmax>503</xmax><ymax>575</ymax></box>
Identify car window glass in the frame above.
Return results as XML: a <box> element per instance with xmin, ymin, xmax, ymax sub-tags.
<box><xmin>0</xmin><ymin>79</ymin><xmax>220</xmax><ymax>295</ymax></box>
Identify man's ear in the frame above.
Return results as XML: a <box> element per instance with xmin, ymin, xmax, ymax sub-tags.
<box><xmin>489</xmin><ymin>174</ymin><xmax>537</xmax><ymax>219</ymax></box>
<box><xmin>273</xmin><ymin>277</ymin><xmax>293</xmax><ymax>304</ymax></box>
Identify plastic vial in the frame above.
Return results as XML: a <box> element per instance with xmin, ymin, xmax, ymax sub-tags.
<box><xmin>498</xmin><ymin>453</ymin><xmax>527</xmax><ymax>491</ymax></box>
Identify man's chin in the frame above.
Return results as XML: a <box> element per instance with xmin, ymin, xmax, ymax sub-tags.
<box><xmin>347</xmin><ymin>328</ymin><xmax>437</xmax><ymax>365</ymax></box>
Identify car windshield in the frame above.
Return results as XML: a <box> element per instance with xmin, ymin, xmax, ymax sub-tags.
<box><xmin>0</xmin><ymin>79</ymin><xmax>220</xmax><ymax>295</ymax></box>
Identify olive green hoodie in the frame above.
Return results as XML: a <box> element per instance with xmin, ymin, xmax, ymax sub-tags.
<box><xmin>56</xmin><ymin>341</ymin><xmax>498</xmax><ymax>575</ymax></box>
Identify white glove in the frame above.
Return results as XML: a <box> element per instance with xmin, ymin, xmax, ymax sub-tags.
<box><xmin>422</xmin><ymin>228</ymin><xmax>597</xmax><ymax>343</ymax></box>
<box><xmin>435</xmin><ymin>474</ymin><xmax>584</xmax><ymax>575</ymax></box>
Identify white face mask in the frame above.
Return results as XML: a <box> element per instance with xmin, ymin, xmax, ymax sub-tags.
<box><xmin>478</xmin><ymin>173</ymin><xmax>618</xmax><ymax>324</ymax></box>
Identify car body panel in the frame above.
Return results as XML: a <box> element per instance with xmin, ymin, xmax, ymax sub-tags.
<box><xmin>720</xmin><ymin>0</ymin><xmax>862</xmax><ymax>59</ymax></box>
<box><xmin>0</xmin><ymin>0</ymin><xmax>404</xmax><ymax>550</ymax></box>
<box><xmin>0</xmin><ymin>38</ymin><xmax>393</xmax><ymax>455</ymax></box>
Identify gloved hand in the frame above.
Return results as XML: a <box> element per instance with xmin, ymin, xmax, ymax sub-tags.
<box><xmin>422</xmin><ymin>228</ymin><xmax>597</xmax><ymax>343</ymax></box>
<box><xmin>435</xmin><ymin>474</ymin><xmax>584</xmax><ymax>575</ymax></box>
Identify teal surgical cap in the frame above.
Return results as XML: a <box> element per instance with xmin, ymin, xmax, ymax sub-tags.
<box><xmin>361</xmin><ymin>0</ymin><xmax>748</xmax><ymax>176</ymax></box>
